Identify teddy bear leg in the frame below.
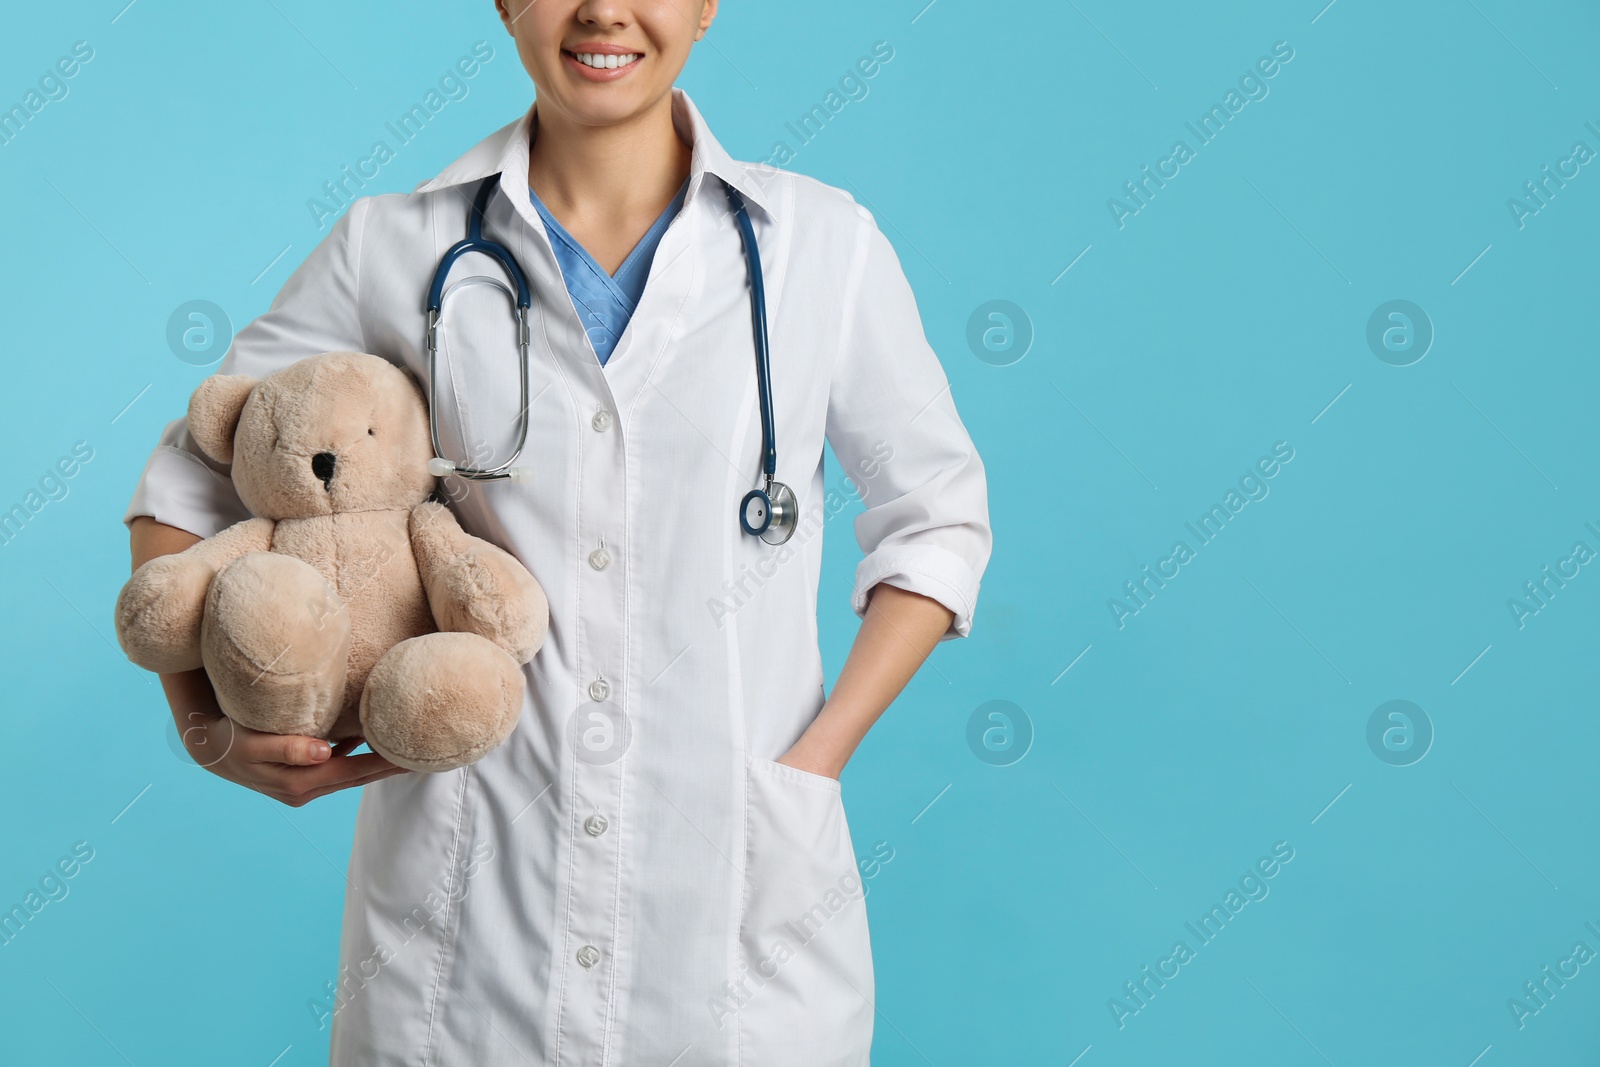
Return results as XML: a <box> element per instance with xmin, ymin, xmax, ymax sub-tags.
<box><xmin>201</xmin><ymin>551</ymin><xmax>352</xmax><ymax>738</ymax></box>
<box><xmin>359</xmin><ymin>632</ymin><xmax>525</xmax><ymax>773</ymax></box>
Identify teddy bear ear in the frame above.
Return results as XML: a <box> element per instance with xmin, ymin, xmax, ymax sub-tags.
<box><xmin>187</xmin><ymin>374</ymin><xmax>258</xmax><ymax>464</ymax></box>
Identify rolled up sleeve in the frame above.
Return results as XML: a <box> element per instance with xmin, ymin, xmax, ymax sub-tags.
<box><xmin>122</xmin><ymin>199</ymin><xmax>371</xmax><ymax>538</ymax></box>
<box><xmin>825</xmin><ymin>204</ymin><xmax>992</xmax><ymax>640</ymax></box>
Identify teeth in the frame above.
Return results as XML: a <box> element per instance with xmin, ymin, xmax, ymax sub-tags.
<box><xmin>575</xmin><ymin>52</ymin><xmax>640</xmax><ymax>69</ymax></box>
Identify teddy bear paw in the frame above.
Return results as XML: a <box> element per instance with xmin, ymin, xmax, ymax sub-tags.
<box><xmin>429</xmin><ymin>551</ymin><xmax>550</xmax><ymax>663</ymax></box>
<box><xmin>359</xmin><ymin>632</ymin><xmax>525</xmax><ymax>773</ymax></box>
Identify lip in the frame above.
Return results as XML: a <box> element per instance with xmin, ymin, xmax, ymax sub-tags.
<box><xmin>562</xmin><ymin>43</ymin><xmax>644</xmax><ymax>82</ymax></box>
<box><xmin>565</xmin><ymin>41</ymin><xmax>639</xmax><ymax>55</ymax></box>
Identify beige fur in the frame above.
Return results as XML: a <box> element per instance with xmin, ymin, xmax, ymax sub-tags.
<box><xmin>115</xmin><ymin>351</ymin><xmax>548</xmax><ymax>773</ymax></box>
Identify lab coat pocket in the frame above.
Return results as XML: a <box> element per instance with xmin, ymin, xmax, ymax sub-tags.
<box><xmin>735</xmin><ymin>755</ymin><xmax>874</xmax><ymax>1067</ymax></box>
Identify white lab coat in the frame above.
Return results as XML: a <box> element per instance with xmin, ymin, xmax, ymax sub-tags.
<box><xmin>123</xmin><ymin>88</ymin><xmax>991</xmax><ymax>1066</ymax></box>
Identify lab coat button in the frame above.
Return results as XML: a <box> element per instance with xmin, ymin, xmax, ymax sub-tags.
<box><xmin>577</xmin><ymin>945</ymin><xmax>600</xmax><ymax>968</ymax></box>
<box><xmin>588</xmin><ymin>678</ymin><xmax>611</xmax><ymax>701</ymax></box>
<box><xmin>588</xmin><ymin>546</ymin><xmax>611</xmax><ymax>570</ymax></box>
<box><xmin>591</xmin><ymin>409</ymin><xmax>614</xmax><ymax>432</ymax></box>
<box><xmin>585</xmin><ymin>813</ymin><xmax>608</xmax><ymax>836</ymax></box>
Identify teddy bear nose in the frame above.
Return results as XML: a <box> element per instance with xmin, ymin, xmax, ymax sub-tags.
<box><xmin>311</xmin><ymin>451</ymin><xmax>337</xmax><ymax>488</ymax></box>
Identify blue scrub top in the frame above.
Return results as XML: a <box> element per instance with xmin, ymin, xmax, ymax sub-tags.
<box><xmin>529</xmin><ymin>179</ymin><xmax>690</xmax><ymax>366</ymax></box>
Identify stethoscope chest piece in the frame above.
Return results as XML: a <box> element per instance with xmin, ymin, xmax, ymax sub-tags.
<box><xmin>740</xmin><ymin>480</ymin><xmax>798</xmax><ymax>545</ymax></box>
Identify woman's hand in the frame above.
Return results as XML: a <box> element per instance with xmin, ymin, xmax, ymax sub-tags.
<box><xmin>775</xmin><ymin>740</ymin><xmax>845</xmax><ymax>781</ymax></box>
<box><xmin>167</xmin><ymin>670</ymin><xmax>408</xmax><ymax>807</ymax></box>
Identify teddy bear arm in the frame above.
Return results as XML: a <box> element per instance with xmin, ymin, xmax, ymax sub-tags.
<box><xmin>184</xmin><ymin>516</ymin><xmax>276</xmax><ymax>567</ymax></box>
<box><xmin>114</xmin><ymin>517</ymin><xmax>276</xmax><ymax>673</ymax></box>
<box><xmin>410</xmin><ymin>502</ymin><xmax>549</xmax><ymax>664</ymax></box>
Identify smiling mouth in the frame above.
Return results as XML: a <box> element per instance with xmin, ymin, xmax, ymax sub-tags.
<box><xmin>565</xmin><ymin>50</ymin><xmax>642</xmax><ymax>70</ymax></box>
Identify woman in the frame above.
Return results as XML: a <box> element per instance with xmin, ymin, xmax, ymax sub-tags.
<box><xmin>124</xmin><ymin>1</ymin><xmax>990</xmax><ymax>1063</ymax></box>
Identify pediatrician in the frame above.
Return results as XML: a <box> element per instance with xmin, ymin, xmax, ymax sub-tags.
<box><xmin>124</xmin><ymin>2</ymin><xmax>990</xmax><ymax>1064</ymax></box>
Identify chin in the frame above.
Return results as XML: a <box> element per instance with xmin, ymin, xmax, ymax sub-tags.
<box><xmin>563</xmin><ymin>88</ymin><xmax>655</xmax><ymax>124</ymax></box>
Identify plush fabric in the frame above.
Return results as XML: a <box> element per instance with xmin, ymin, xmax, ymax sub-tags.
<box><xmin>114</xmin><ymin>351</ymin><xmax>548</xmax><ymax>772</ymax></box>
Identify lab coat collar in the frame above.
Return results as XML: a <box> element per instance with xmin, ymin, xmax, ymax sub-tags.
<box><xmin>413</xmin><ymin>87</ymin><xmax>777</xmax><ymax>222</ymax></box>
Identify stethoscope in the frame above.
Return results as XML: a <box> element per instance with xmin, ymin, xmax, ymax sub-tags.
<box><xmin>424</xmin><ymin>173</ymin><xmax>797</xmax><ymax>546</ymax></box>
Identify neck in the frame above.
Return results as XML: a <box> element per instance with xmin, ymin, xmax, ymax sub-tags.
<box><xmin>526</xmin><ymin>92</ymin><xmax>691</xmax><ymax>221</ymax></box>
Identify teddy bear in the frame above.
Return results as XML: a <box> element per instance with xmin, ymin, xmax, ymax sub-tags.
<box><xmin>114</xmin><ymin>351</ymin><xmax>548</xmax><ymax>773</ymax></box>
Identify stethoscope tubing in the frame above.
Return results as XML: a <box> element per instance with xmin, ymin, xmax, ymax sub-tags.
<box><xmin>426</xmin><ymin>173</ymin><xmax>795</xmax><ymax>542</ymax></box>
<box><xmin>723</xmin><ymin>186</ymin><xmax>777</xmax><ymax>484</ymax></box>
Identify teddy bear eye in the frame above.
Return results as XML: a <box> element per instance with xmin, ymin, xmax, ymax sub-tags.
<box><xmin>367</xmin><ymin>427</ymin><xmax>374</xmax><ymax>436</ymax></box>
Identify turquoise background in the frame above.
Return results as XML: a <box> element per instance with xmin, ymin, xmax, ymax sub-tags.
<box><xmin>3</xmin><ymin>0</ymin><xmax>1598</xmax><ymax>1063</ymax></box>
